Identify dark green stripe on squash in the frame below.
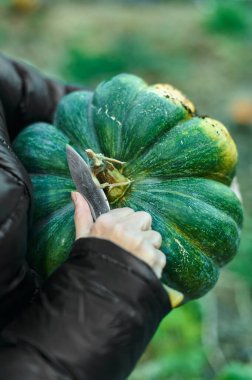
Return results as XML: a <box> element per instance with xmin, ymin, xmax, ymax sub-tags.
<box><xmin>124</xmin><ymin>117</ymin><xmax>237</xmax><ymax>185</ymax></box>
<box><xmin>31</xmin><ymin>175</ymin><xmax>75</xmax><ymax>222</ymax></box>
<box><xmin>28</xmin><ymin>203</ymin><xmax>75</xmax><ymax>278</ymax></box>
<box><xmin>13</xmin><ymin>123</ymin><xmax>71</xmax><ymax>176</ymax></box>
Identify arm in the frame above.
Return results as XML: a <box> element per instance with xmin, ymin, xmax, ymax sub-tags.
<box><xmin>0</xmin><ymin>197</ymin><xmax>171</xmax><ymax>380</ymax></box>
<box><xmin>0</xmin><ymin>53</ymin><xmax>82</xmax><ymax>329</ymax></box>
<box><xmin>0</xmin><ymin>53</ymin><xmax>83</xmax><ymax>141</ymax></box>
<box><xmin>1</xmin><ymin>238</ymin><xmax>170</xmax><ymax>380</ymax></box>
<box><xmin>0</xmin><ymin>54</ymin><xmax>171</xmax><ymax>379</ymax></box>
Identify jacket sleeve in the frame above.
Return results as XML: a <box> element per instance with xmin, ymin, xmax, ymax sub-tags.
<box><xmin>0</xmin><ymin>52</ymin><xmax>83</xmax><ymax>141</ymax></box>
<box><xmin>0</xmin><ymin>53</ymin><xmax>83</xmax><ymax>329</ymax></box>
<box><xmin>0</xmin><ymin>54</ymin><xmax>171</xmax><ymax>380</ymax></box>
<box><xmin>0</xmin><ymin>237</ymin><xmax>171</xmax><ymax>380</ymax></box>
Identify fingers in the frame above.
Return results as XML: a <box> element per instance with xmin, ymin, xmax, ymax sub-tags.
<box><xmin>95</xmin><ymin>208</ymin><xmax>152</xmax><ymax>232</ymax></box>
<box><xmin>71</xmin><ymin>192</ymin><xmax>94</xmax><ymax>240</ymax></box>
<box><xmin>142</xmin><ymin>230</ymin><xmax>162</xmax><ymax>248</ymax></box>
<box><xmin>106</xmin><ymin>207</ymin><xmax>135</xmax><ymax>219</ymax></box>
<box><xmin>121</xmin><ymin>211</ymin><xmax>152</xmax><ymax>231</ymax></box>
<box><xmin>135</xmin><ymin>243</ymin><xmax>166</xmax><ymax>279</ymax></box>
<box><xmin>73</xmin><ymin>202</ymin><xmax>166</xmax><ymax>279</ymax></box>
<box><xmin>152</xmin><ymin>249</ymin><xmax>167</xmax><ymax>278</ymax></box>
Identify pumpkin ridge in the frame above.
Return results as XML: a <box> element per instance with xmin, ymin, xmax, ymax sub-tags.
<box><xmin>29</xmin><ymin>201</ymin><xmax>75</xmax><ymax>276</ymax></box>
<box><xmin>31</xmin><ymin>201</ymin><xmax>73</xmax><ymax>233</ymax></box>
<box><xmin>131</xmin><ymin>176</ymin><xmax>243</xmax><ymax>227</ymax></box>
<box><xmin>163</xmin><ymin>213</ymin><xmax>238</xmax><ymax>267</ymax></box>
<box><xmin>55</xmin><ymin>91</ymin><xmax>101</xmax><ymax>154</ymax></box>
<box><xmin>31</xmin><ymin>174</ymin><xmax>75</xmax><ymax>221</ymax></box>
<box><xmin>122</xmin><ymin>117</ymin><xmax>193</xmax><ymax>172</ymax></box>
<box><xmin>104</xmin><ymin>81</ymin><xmax>147</xmax><ymax>157</ymax></box>
<box><xmin>92</xmin><ymin>74</ymin><xmax>147</xmax><ymax>158</ymax></box>
<box><xmin>125</xmin><ymin>138</ymin><xmax>215</xmax><ymax>179</ymax></box>
<box><xmin>121</xmin><ymin>94</ymin><xmax>192</xmax><ymax>160</ymax></box>
<box><xmin>124</xmin><ymin>117</ymin><xmax>236</xmax><ymax>185</ymax></box>
<box><xmin>133</xmin><ymin>186</ymin><xmax>240</xmax><ymax>266</ymax></box>
<box><xmin>56</xmin><ymin>117</ymin><xmax>83</xmax><ymax>155</ymax></box>
<box><xmin>92</xmin><ymin>93</ymin><xmax>134</xmax><ymax>158</ymax></box>
<box><xmin>121</xmin><ymin>194</ymin><xmax>219</xmax><ymax>298</ymax></box>
<box><xmin>13</xmin><ymin>122</ymin><xmax>71</xmax><ymax>177</ymax></box>
<box><xmin>142</xmin><ymin>186</ymin><xmax>240</xmax><ymax>222</ymax></box>
<box><xmin>163</xmin><ymin>219</ymin><xmax>219</xmax><ymax>281</ymax></box>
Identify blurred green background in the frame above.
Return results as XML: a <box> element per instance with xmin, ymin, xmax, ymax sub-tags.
<box><xmin>1</xmin><ymin>0</ymin><xmax>252</xmax><ymax>379</ymax></box>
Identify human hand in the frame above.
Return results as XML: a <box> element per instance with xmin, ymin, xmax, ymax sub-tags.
<box><xmin>71</xmin><ymin>191</ymin><xmax>166</xmax><ymax>279</ymax></box>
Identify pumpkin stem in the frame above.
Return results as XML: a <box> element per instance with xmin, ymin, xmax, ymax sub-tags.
<box><xmin>100</xmin><ymin>180</ymin><xmax>134</xmax><ymax>190</ymax></box>
<box><xmin>102</xmin><ymin>156</ymin><xmax>126</xmax><ymax>166</ymax></box>
<box><xmin>85</xmin><ymin>149</ymin><xmax>131</xmax><ymax>203</ymax></box>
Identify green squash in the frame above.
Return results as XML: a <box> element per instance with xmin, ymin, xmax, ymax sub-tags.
<box><xmin>13</xmin><ymin>74</ymin><xmax>243</xmax><ymax>301</ymax></box>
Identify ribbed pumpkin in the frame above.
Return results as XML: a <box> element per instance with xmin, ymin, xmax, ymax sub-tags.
<box><xmin>13</xmin><ymin>74</ymin><xmax>243</xmax><ymax>301</ymax></box>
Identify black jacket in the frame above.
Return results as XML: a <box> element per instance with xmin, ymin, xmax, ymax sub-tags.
<box><xmin>0</xmin><ymin>54</ymin><xmax>171</xmax><ymax>380</ymax></box>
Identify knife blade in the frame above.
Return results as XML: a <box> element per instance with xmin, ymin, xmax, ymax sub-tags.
<box><xmin>66</xmin><ymin>144</ymin><xmax>110</xmax><ymax>221</ymax></box>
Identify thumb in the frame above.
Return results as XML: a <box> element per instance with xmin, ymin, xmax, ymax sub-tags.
<box><xmin>71</xmin><ymin>191</ymin><xmax>94</xmax><ymax>240</ymax></box>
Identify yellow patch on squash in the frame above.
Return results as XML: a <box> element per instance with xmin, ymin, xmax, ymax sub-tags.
<box><xmin>203</xmin><ymin>117</ymin><xmax>238</xmax><ymax>178</ymax></box>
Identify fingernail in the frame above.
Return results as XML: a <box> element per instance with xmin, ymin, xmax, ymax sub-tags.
<box><xmin>71</xmin><ymin>191</ymin><xmax>77</xmax><ymax>204</ymax></box>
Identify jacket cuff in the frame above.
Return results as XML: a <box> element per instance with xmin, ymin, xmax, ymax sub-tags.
<box><xmin>0</xmin><ymin>53</ymin><xmax>84</xmax><ymax>141</ymax></box>
<box><xmin>71</xmin><ymin>237</ymin><xmax>171</xmax><ymax>315</ymax></box>
<box><xmin>2</xmin><ymin>237</ymin><xmax>171</xmax><ymax>380</ymax></box>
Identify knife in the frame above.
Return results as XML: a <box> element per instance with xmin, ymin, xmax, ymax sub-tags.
<box><xmin>66</xmin><ymin>144</ymin><xmax>184</xmax><ymax>308</ymax></box>
<box><xmin>66</xmin><ymin>144</ymin><xmax>110</xmax><ymax>221</ymax></box>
